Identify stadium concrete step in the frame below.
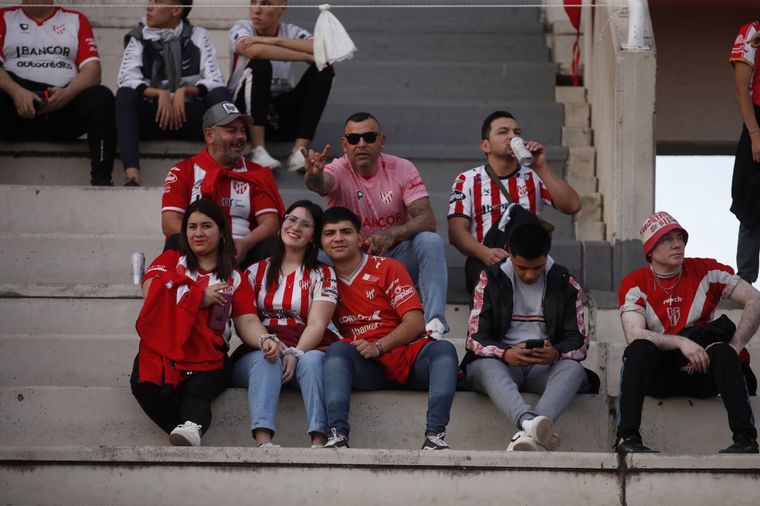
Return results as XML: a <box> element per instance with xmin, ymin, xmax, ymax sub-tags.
<box><xmin>3</xmin><ymin>447</ymin><xmax>759</xmax><ymax>506</ymax></box>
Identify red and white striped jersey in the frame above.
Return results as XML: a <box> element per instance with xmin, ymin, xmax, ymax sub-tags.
<box><xmin>246</xmin><ymin>259</ymin><xmax>338</xmax><ymax>328</ymax></box>
<box><xmin>161</xmin><ymin>148</ymin><xmax>284</xmax><ymax>240</ymax></box>
<box><xmin>448</xmin><ymin>164</ymin><xmax>553</xmax><ymax>243</ymax></box>
<box><xmin>730</xmin><ymin>21</ymin><xmax>760</xmax><ymax>106</ymax></box>
<box><xmin>145</xmin><ymin>249</ymin><xmax>256</xmax><ymax>320</ymax></box>
<box><xmin>619</xmin><ymin>257</ymin><xmax>740</xmax><ymax>336</ymax></box>
<box><xmin>0</xmin><ymin>6</ymin><xmax>99</xmax><ymax>87</ymax></box>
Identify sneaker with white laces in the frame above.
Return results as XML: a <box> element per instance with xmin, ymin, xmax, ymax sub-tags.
<box><xmin>250</xmin><ymin>145</ymin><xmax>281</xmax><ymax>170</ymax></box>
<box><xmin>323</xmin><ymin>428</ymin><xmax>349</xmax><ymax>448</ymax></box>
<box><xmin>522</xmin><ymin>415</ymin><xmax>560</xmax><ymax>451</ymax></box>
<box><xmin>421</xmin><ymin>432</ymin><xmax>450</xmax><ymax>450</ymax></box>
<box><xmin>425</xmin><ymin>318</ymin><xmax>446</xmax><ymax>340</ymax></box>
<box><xmin>257</xmin><ymin>441</ymin><xmax>280</xmax><ymax>448</ymax></box>
<box><xmin>169</xmin><ymin>421</ymin><xmax>202</xmax><ymax>447</ymax></box>
<box><xmin>506</xmin><ymin>431</ymin><xmax>542</xmax><ymax>451</ymax></box>
<box><xmin>286</xmin><ymin>149</ymin><xmax>306</xmax><ymax>172</ymax></box>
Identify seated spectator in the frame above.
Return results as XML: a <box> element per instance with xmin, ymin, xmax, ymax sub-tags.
<box><xmin>0</xmin><ymin>0</ymin><xmax>115</xmax><ymax>185</ymax></box>
<box><xmin>303</xmin><ymin>112</ymin><xmax>449</xmax><ymax>340</ymax></box>
<box><xmin>161</xmin><ymin>101</ymin><xmax>284</xmax><ymax>267</ymax></box>
<box><xmin>319</xmin><ymin>207</ymin><xmax>458</xmax><ymax>450</ymax></box>
<box><xmin>461</xmin><ymin>207</ymin><xmax>596</xmax><ymax>451</ymax></box>
<box><xmin>448</xmin><ymin>111</ymin><xmax>581</xmax><ymax>295</ymax></box>
<box><xmin>616</xmin><ymin>212</ymin><xmax>760</xmax><ymax>454</ymax></box>
<box><xmin>131</xmin><ymin>198</ymin><xmax>271</xmax><ymax>446</ymax></box>
<box><xmin>231</xmin><ymin>200</ymin><xmax>339</xmax><ymax>448</ymax></box>
<box><xmin>116</xmin><ymin>0</ymin><xmax>229</xmax><ymax>186</ymax></box>
<box><xmin>228</xmin><ymin>0</ymin><xmax>334</xmax><ymax>172</ymax></box>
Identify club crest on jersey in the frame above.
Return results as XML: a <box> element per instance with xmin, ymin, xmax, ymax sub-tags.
<box><xmin>299</xmin><ymin>279</ymin><xmax>311</xmax><ymax>290</ymax></box>
<box><xmin>666</xmin><ymin>307</ymin><xmax>681</xmax><ymax>327</ymax></box>
<box><xmin>517</xmin><ymin>185</ymin><xmax>529</xmax><ymax>198</ymax></box>
<box><xmin>232</xmin><ymin>181</ymin><xmax>248</xmax><ymax>194</ymax></box>
<box><xmin>380</xmin><ymin>189</ymin><xmax>393</xmax><ymax>204</ymax></box>
<box><xmin>52</xmin><ymin>24</ymin><xmax>66</xmax><ymax>36</ymax></box>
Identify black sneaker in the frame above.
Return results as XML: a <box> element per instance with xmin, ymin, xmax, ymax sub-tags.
<box><xmin>719</xmin><ymin>437</ymin><xmax>759</xmax><ymax>454</ymax></box>
<box><xmin>615</xmin><ymin>434</ymin><xmax>659</xmax><ymax>454</ymax></box>
<box><xmin>91</xmin><ymin>174</ymin><xmax>113</xmax><ymax>186</ymax></box>
<box><xmin>324</xmin><ymin>428</ymin><xmax>349</xmax><ymax>448</ymax></box>
<box><xmin>422</xmin><ymin>432</ymin><xmax>450</xmax><ymax>450</ymax></box>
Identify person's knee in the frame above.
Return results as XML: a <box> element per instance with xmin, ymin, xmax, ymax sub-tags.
<box><xmin>706</xmin><ymin>342</ymin><xmax>739</xmax><ymax>366</ymax></box>
<box><xmin>82</xmin><ymin>84</ymin><xmax>115</xmax><ymax>106</ymax></box>
<box><xmin>412</xmin><ymin>231</ymin><xmax>444</xmax><ymax>252</ymax></box>
<box><xmin>553</xmin><ymin>359</ymin><xmax>586</xmax><ymax>383</ymax></box>
<box><xmin>427</xmin><ymin>340</ymin><xmax>458</xmax><ymax>364</ymax></box>
<box><xmin>298</xmin><ymin>350</ymin><xmax>325</xmax><ymax>372</ymax></box>
<box><xmin>623</xmin><ymin>339</ymin><xmax>658</xmax><ymax>363</ymax></box>
<box><xmin>247</xmin><ymin>58</ymin><xmax>273</xmax><ymax>75</ymax></box>
<box><xmin>116</xmin><ymin>86</ymin><xmax>138</xmax><ymax>105</ymax></box>
<box><xmin>325</xmin><ymin>341</ymin><xmax>354</xmax><ymax>361</ymax></box>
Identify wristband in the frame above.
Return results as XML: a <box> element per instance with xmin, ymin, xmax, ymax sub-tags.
<box><xmin>374</xmin><ymin>341</ymin><xmax>384</xmax><ymax>356</ymax></box>
<box><xmin>259</xmin><ymin>333</ymin><xmax>279</xmax><ymax>349</ymax></box>
<box><xmin>283</xmin><ymin>347</ymin><xmax>304</xmax><ymax>359</ymax></box>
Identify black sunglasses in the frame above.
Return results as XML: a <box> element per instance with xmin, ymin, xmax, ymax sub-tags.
<box><xmin>344</xmin><ymin>132</ymin><xmax>380</xmax><ymax>145</ymax></box>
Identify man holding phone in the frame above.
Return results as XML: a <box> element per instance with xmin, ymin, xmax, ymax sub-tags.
<box><xmin>460</xmin><ymin>207</ymin><xmax>597</xmax><ymax>451</ymax></box>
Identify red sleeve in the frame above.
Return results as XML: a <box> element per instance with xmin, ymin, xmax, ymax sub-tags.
<box><xmin>161</xmin><ymin>163</ymin><xmax>192</xmax><ymax>216</ymax></box>
<box><xmin>144</xmin><ymin>250</ymin><xmax>181</xmax><ymax>282</ymax></box>
<box><xmin>249</xmin><ymin>166</ymin><xmax>285</xmax><ymax>219</ymax></box>
<box><xmin>383</xmin><ymin>258</ymin><xmax>423</xmax><ymax>316</ymax></box>
<box><xmin>0</xmin><ymin>9</ymin><xmax>7</xmax><ymax>62</ymax></box>
<box><xmin>232</xmin><ymin>272</ymin><xmax>257</xmax><ymax>317</ymax></box>
<box><xmin>618</xmin><ymin>269</ymin><xmax>647</xmax><ymax>314</ymax></box>
<box><xmin>75</xmin><ymin>12</ymin><xmax>99</xmax><ymax>67</ymax></box>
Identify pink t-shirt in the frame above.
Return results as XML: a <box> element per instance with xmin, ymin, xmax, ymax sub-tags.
<box><xmin>324</xmin><ymin>153</ymin><xmax>429</xmax><ymax>249</ymax></box>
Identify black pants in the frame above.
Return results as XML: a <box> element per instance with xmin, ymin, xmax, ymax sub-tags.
<box><xmin>731</xmin><ymin>105</ymin><xmax>760</xmax><ymax>283</ymax></box>
<box><xmin>130</xmin><ymin>354</ymin><xmax>229</xmax><ymax>435</ymax></box>
<box><xmin>0</xmin><ymin>76</ymin><xmax>116</xmax><ymax>185</ymax></box>
<box><xmin>616</xmin><ymin>339</ymin><xmax>756</xmax><ymax>442</ymax></box>
<box><xmin>233</xmin><ymin>60</ymin><xmax>334</xmax><ymax>141</ymax></box>
<box><xmin>115</xmin><ymin>86</ymin><xmax>230</xmax><ymax>171</ymax></box>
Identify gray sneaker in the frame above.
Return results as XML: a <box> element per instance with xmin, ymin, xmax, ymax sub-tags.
<box><xmin>169</xmin><ymin>421</ymin><xmax>202</xmax><ymax>447</ymax></box>
<box><xmin>422</xmin><ymin>432</ymin><xmax>450</xmax><ymax>450</ymax></box>
<box><xmin>324</xmin><ymin>428</ymin><xmax>349</xmax><ymax>448</ymax></box>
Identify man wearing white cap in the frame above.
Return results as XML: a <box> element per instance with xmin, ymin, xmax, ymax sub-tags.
<box><xmin>615</xmin><ymin>211</ymin><xmax>760</xmax><ymax>454</ymax></box>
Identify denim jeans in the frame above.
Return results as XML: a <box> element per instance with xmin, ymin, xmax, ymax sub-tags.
<box><xmin>231</xmin><ymin>349</ymin><xmax>327</xmax><ymax>437</ymax></box>
<box><xmin>384</xmin><ymin>232</ymin><xmax>449</xmax><ymax>331</ymax></box>
<box><xmin>324</xmin><ymin>339</ymin><xmax>458</xmax><ymax>438</ymax></box>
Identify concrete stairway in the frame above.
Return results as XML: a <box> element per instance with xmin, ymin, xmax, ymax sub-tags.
<box><xmin>2</xmin><ymin>2</ymin><xmax>760</xmax><ymax>504</ymax></box>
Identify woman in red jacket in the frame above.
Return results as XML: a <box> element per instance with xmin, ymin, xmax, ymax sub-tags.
<box><xmin>130</xmin><ymin>198</ymin><xmax>271</xmax><ymax>446</ymax></box>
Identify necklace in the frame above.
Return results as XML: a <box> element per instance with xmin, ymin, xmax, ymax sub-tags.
<box><xmin>651</xmin><ymin>267</ymin><xmax>682</xmax><ymax>305</ymax></box>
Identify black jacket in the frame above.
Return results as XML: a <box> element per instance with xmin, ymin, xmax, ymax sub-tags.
<box><xmin>461</xmin><ymin>258</ymin><xmax>600</xmax><ymax>393</ymax></box>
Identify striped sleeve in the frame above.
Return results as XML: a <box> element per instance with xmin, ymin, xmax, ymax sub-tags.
<box><xmin>465</xmin><ymin>269</ymin><xmax>506</xmax><ymax>359</ymax></box>
<box><xmin>559</xmin><ymin>275</ymin><xmax>589</xmax><ymax>361</ymax></box>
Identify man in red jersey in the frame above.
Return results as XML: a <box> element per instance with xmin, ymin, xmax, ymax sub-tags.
<box><xmin>0</xmin><ymin>0</ymin><xmax>115</xmax><ymax>185</ymax></box>
<box><xmin>615</xmin><ymin>211</ymin><xmax>760</xmax><ymax>454</ymax></box>
<box><xmin>162</xmin><ymin>101</ymin><xmax>284</xmax><ymax>266</ymax></box>
<box><xmin>319</xmin><ymin>207</ymin><xmax>458</xmax><ymax>450</ymax></box>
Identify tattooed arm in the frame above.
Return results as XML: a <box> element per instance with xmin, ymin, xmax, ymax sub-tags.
<box><xmin>366</xmin><ymin>197</ymin><xmax>436</xmax><ymax>255</ymax></box>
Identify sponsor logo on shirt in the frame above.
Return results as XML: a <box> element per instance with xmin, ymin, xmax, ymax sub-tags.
<box><xmin>380</xmin><ymin>189</ymin><xmax>394</xmax><ymax>204</ymax></box>
<box><xmin>322</xmin><ymin>285</ymin><xmax>338</xmax><ymax>299</ymax></box>
<box><xmin>449</xmin><ymin>190</ymin><xmax>466</xmax><ymax>204</ymax></box>
<box><xmin>480</xmin><ymin>202</ymin><xmax>509</xmax><ymax>214</ymax></box>
<box><xmin>407</xmin><ymin>177</ymin><xmax>425</xmax><ymax>192</ymax></box>
<box><xmin>363</xmin><ymin>213</ymin><xmax>403</xmax><ymax>228</ymax></box>
<box><xmin>19</xmin><ymin>23</ymin><xmax>29</xmax><ymax>31</ymax></box>
<box><xmin>361</xmin><ymin>273</ymin><xmax>379</xmax><ymax>282</ymax></box>
<box><xmin>390</xmin><ymin>284</ymin><xmax>415</xmax><ymax>308</ymax></box>
<box><xmin>339</xmin><ymin>310</ymin><xmax>381</xmax><ymax>324</ymax></box>
<box><xmin>385</xmin><ymin>277</ymin><xmax>400</xmax><ymax>295</ymax></box>
<box><xmin>350</xmin><ymin>322</ymin><xmax>382</xmax><ymax>338</ymax></box>
<box><xmin>357</xmin><ymin>190</ymin><xmax>364</xmax><ymax>203</ymax></box>
<box><xmin>365</xmin><ymin>289</ymin><xmax>375</xmax><ymax>300</ymax></box>
<box><xmin>219</xmin><ymin>197</ymin><xmax>244</xmax><ymax>208</ymax></box>
<box><xmin>15</xmin><ymin>45</ymin><xmax>71</xmax><ymax>58</ymax></box>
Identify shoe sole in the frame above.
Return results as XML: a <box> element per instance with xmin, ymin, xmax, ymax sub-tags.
<box><xmin>508</xmin><ymin>440</ymin><xmax>539</xmax><ymax>451</ymax></box>
<box><xmin>169</xmin><ymin>433</ymin><xmax>195</xmax><ymax>446</ymax></box>
<box><xmin>530</xmin><ymin>416</ymin><xmax>560</xmax><ymax>451</ymax></box>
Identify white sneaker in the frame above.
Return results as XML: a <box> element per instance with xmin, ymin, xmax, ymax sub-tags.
<box><xmin>169</xmin><ymin>421</ymin><xmax>202</xmax><ymax>447</ymax></box>
<box><xmin>425</xmin><ymin>318</ymin><xmax>446</xmax><ymax>340</ymax></box>
<box><xmin>286</xmin><ymin>149</ymin><xmax>306</xmax><ymax>172</ymax></box>
<box><xmin>250</xmin><ymin>145</ymin><xmax>281</xmax><ymax>170</ymax></box>
<box><xmin>523</xmin><ymin>415</ymin><xmax>560</xmax><ymax>451</ymax></box>
<box><xmin>506</xmin><ymin>431</ymin><xmax>541</xmax><ymax>451</ymax></box>
<box><xmin>257</xmin><ymin>441</ymin><xmax>280</xmax><ymax>448</ymax></box>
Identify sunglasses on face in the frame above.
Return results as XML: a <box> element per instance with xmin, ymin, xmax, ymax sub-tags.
<box><xmin>283</xmin><ymin>214</ymin><xmax>314</xmax><ymax>230</ymax></box>
<box><xmin>344</xmin><ymin>132</ymin><xmax>380</xmax><ymax>145</ymax></box>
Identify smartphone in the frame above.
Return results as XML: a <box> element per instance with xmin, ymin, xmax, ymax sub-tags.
<box><xmin>524</xmin><ymin>339</ymin><xmax>545</xmax><ymax>349</ymax></box>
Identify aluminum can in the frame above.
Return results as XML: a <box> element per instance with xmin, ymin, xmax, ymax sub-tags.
<box><xmin>509</xmin><ymin>136</ymin><xmax>534</xmax><ymax>166</ymax></box>
<box><xmin>131</xmin><ymin>252</ymin><xmax>145</xmax><ymax>285</ymax></box>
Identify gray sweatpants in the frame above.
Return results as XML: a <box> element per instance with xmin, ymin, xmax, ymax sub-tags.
<box><xmin>464</xmin><ymin>358</ymin><xmax>587</xmax><ymax>428</ymax></box>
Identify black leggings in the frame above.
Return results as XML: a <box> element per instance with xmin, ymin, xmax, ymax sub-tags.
<box><xmin>233</xmin><ymin>60</ymin><xmax>333</xmax><ymax>141</ymax></box>
<box><xmin>115</xmin><ymin>86</ymin><xmax>230</xmax><ymax>170</ymax></box>
<box><xmin>616</xmin><ymin>339</ymin><xmax>756</xmax><ymax>442</ymax></box>
<box><xmin>0</xmin><ymin>76</ymin><xmax>116</xmax><ymax>185</ymax></box>
<box><xmin>130</xmin><ymin>354</ymin><xmax>230</xmax><ymax>435</ymax></box>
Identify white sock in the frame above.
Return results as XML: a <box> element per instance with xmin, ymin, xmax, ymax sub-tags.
<box><xmin>521</xmin><ymin>418</ymin><xmax>534</xmax><ymax>432</ymax></box>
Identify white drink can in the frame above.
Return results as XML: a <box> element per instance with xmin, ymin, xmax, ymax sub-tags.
<box><xmin>131</xmin><ymin>252</ymin><xmax>145</xmax><ymax>285</ymax></box>
<box><xmin>509</xmin><ymin>136</ymin><xmax>534</xmax><ymax>166</ymax></box>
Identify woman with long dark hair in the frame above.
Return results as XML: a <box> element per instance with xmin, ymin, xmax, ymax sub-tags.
<box><xmin>131</xmin><ymin>198</ymin><xmax>271</xmax><ymax>446</ymax></box>
<box><xmin>231</xmin><ymin>200</ymin><xmax>339</xmax><ymax>447</ymax></box>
